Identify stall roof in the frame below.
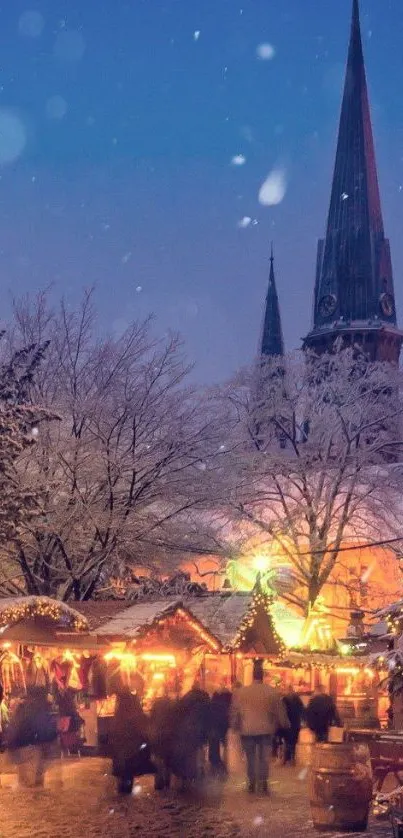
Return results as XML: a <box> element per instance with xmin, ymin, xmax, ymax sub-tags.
<box><xmin>71</xmin><ymin>600</ymin><xmax>132</xmax><ymax>631</ymax></box>
<box><xmin>0</xmin><ymin>596</ymin><xmax>89</xmax><ymax>632</ymax></box>
<box><xmin>182</xmin><ymin>593</ymin><xmax>252</xmax><ymax>648</ymax></box>
<box><xmin>95</xmin><ymin>599</ymin><xmax>185</xmax><ymax>638</ymax></box>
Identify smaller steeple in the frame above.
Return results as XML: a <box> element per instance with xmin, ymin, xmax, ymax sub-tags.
<box><xmin>260</xmin><ymin>244</ymin><xmax>285</xmax><ymax>358</ymax></box>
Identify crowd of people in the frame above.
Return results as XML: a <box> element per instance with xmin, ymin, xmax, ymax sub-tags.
<box><xmin>0</xmin><ymin>660</ymin><xmax>342</xmax><ymax>794</ymax></box>
<box><xmin>109</xmin><ymin>660</ymin><xmax>342</xmax><ymax>796</ymax></box>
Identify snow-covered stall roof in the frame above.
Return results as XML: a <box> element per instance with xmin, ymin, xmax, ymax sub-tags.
<box><xmin>96</xmin><ymin>599</ymin><xmax>183</xmax><ymax>637</ymax></box>
<box><xmin>0</xmin><ymin>596</ymin><xmax>88</xmax><ymax>632</ymax></box>
<box><xmin>182</xmin><ymin>593</ymin><xmax>252</xmax><ymax>648</ymax></box>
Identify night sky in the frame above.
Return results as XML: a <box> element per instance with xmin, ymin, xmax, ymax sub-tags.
<box><xmin>0</xmin><ymin>0</ymin><xmax>402</xmax><ymax>382</ymax></box>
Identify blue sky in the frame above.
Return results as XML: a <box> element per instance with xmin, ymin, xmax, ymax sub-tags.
<box><xmin>0</xmin><ymin>0</ymin><xmax>403</xmax><ymax>381</ymax></box>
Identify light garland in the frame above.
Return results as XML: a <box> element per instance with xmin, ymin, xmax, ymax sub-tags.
<box><xmin>135</xmin><ymin>606</ymin><xmax>221</xmax><ymax>653</ymax></box>
<box><xmin>230</xmin><ymin>583</ymin><xmax>286</xmax><ymax>659</ymax></box>
<box><xmin>0</xmin><ymin>597</ymin><xmax>88</xmax><ymax>632</ymax></box>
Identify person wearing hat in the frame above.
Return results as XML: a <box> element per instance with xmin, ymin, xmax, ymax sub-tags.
<box><xmin>230</xmin><ymin>660</ymin><xmax>289</xmax><ymax>795</ymax></box>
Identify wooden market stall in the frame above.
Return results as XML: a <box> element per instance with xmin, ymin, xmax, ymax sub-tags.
<box><xmin>75</xmin><ymin>598</ymin><xmax>221</xmax><ymax>751</ymax></box>
<box><xmin>0</xmin><ymin>596</ymin><xmax>107</xmax><ymax>749</ymax></box>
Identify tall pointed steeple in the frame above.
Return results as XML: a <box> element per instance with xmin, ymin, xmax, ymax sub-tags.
<box><xmin>304</xmin><ymin>0</ymin><xmax>403</xmax><ymax>362</ymax></box>
<box><xmin>260</xmin><ymin>244</ymin><xmax>285</xmax><ymax>358</ymax></box>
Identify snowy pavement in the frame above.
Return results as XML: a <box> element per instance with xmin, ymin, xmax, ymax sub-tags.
<box><xmin>0</xmin><ymin>757</ymin><xmax>394</xmax><ymax>838</ymax></box>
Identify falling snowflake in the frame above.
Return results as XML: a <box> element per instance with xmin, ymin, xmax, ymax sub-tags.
<box><xmin>133</xmin><ymin>784</ymin><xmax>142</xmax><ymax>795</ymax></box>
<box><xmin>237</xmin><ymin>216</ymin><xmax>252</xmax><ymax>228</ymax></box>
<box><xmin>253</xmin><ymin>816</ymin><xmax>264</xmax><ymax>826</ymax></box>
<box><xmin>193</xmin><ymin>30</ymin><xmax>201</xmax><ymax>41</ymax></box>
<box><xmin>231</xmin><ymin>154</ymin><xmax>246</xmax><ymax>166</ymax></box>
<box><xmin>341</xmin><ymin>192</ymin><xmax>349</xmax><ymax>200</ymax></box>
<box><xmin>258</xmin><ymin>166</ymin><xmax>287</xmax><ymax>206</ymax></box>
<box><xmin>0</xmin><ymin>110</ymin><xmax>27</xmax><ymax>165</ymax></box>
<box><xmin>121</xmin><ymin>252</ymin><xmax>132</xmax><ymax>264</ymax></box>
<box><xmin>298</xmin><ymin>767</ymin><xmax>308</xmax><ymax>780</ymax></box>
<box><xmin>256</xmin><ymin>43</ymin><xmax>276</xmax><ymax>61</ymax></box>
<box><xmin>136</xmin><ymin>285</ymin><xmax>142</xmax><ymax>293</ymax></box>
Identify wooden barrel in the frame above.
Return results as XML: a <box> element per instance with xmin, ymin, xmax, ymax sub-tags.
<box><xmin>296</xmin><ymin>728</ymin><xmax>315</xmax><ymax>766</ymax></box>
<box><xmin>310</xmin><ymin>742</ymin><xmax>373</xmax><ymax>832</ymax></box>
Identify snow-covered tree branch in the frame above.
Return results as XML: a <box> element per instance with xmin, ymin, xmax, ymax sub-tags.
<box><xmin>4</xmin><ymin>290</ymin><xmax>223</xmax><ymax>600</ymax></box>
<box><xmin>210</xmin><ymin>348</ymin><xmax>403</xmax><ymax>614</ymax></box>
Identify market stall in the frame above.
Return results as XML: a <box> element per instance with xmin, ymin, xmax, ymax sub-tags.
<box><xmin>0</xmin><ymin>596</ymin><xmax>107</xmax><ymax>750</ymax></box>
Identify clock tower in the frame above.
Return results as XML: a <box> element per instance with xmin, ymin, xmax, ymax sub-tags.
<box><xmin>303</xmin><ymin>0</ymin><xmax>403</xmax><ymax>363</ymax></box>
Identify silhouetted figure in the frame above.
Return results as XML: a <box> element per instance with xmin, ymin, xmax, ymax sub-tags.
<box><xmin>149</xmin><ymin>693</ymin><xmax>176</xmax><ymax>791</ymax></box>
<box><xmin>6</xmin><ymin>686</ymin><xmax>57</xmax><ymax>787</ymax></box>
<box><xmin>0</xmin><ymin>683</ymin><xmax>9</xmax><ymax>751</ymax></box>
<box><xmin>283</xmin><ymin>685</ymin><xmax>305</xmax><ymax>763</ymax></box>
<box><xmin>110</xmin><ymin>688</ymin><xmax>155</xmax><ymax>794</ymax></box>
<box><xmin>208</xmin><ymin>685</ymin><xmax>232</xmax><ymax>777</ymax></box>
<box><xmin>306</xmin><ymin>685</ymin><xmax>341</xmax><ymax>743</ymax></box>
<box><xmin>56</xmin><ymin>687</ymin><xmax>84</xmax><ymax>754</ymax></box>
<box><xmin>172</xmin><ymin>681</ymin><xmax>211</xmax><ymax>788</ymax></box>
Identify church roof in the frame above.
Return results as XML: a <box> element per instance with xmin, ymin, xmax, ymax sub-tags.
<box><xmin>305</xmin><ymin>0</ymin><xmax>400</xmax><ymax>344</ymax></box>
<box><xmin>260</xmin><ymin>245</ymin><xmax>284</xmax><ymax>358</ymax></box>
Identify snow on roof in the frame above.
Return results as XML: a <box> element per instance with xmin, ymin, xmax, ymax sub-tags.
<box><xmin>0</xmin><ymin>596</ymin><xmax>88</xmax><ymax>631</ymax></box>
<box><xmin>96</xmin><ymin>599</ymin><xmax>183</xmax><ymax>637</ymax></box>
<box><xmin>92</xmin><ymin>592</ymin><xmax>252</xmax><ymax>647</ymax></box>
<box><xmin>183</xmin><ymin>593</ymin><xmax>252</xmax><ymax>648</ymax></box>
<box><xmin>71</xmin><ymin>600</ymin><xmax>132</xmax><ymax>631</ymax></box>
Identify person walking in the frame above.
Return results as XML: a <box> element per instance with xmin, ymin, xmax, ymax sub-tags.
<box><xmin>231</xmin><ymin>660</ymin><xmax>290</xmax><ymax>795</ymax></box>
<box><xmin>208</xmin><ymin>682</ymin><xmax>232</xmax><ymax>778</ymax></box>
<box><xmin>110</xmin><ymin>687</ymin><xmax>155</xmax><ymax>794</ymax></box>
<box><xmin>173</xmin><ymin>680</ymin><xmax>211</xmax><ymax>788</ymax></box>
<box><xmin>305</xmin><ymin>684</ymin><xmax>341</xmax><ymax>743</ymax></box>
<box><xmin>0</xmin><ymin>683</ymin><xmax>9</xmax><ymax>752</ymax></box>
<box><xmin>283</xmin><ymin>684</ymin><xmax>305</xmax><ymax>764</ymax></box>
<box><xmin>5</xmin><ymin>686</ymin><xmax>58</xmax><ymax>788</ymax></box>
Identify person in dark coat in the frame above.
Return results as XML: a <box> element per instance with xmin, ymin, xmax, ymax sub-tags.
<box><xmin>56</xmin><ymin>687</ymin><xmax>84</xmax><ymax>755</ymax></box>
<box><xmin>208</xmin><ymin>684</ymin><xmax>232</xmax><ymax>777</ymax></box>
<box><xmin>149</xmin><ymin>693</ymin><xmax>177</xmax><ymax>791</ymax></box>
<box><xmin>283</xmin><ymin>685</ymin><xmax>305</xmax><ymax>764</ymax></box>
<box><xmin>5</xmin><ymin>686</ymin><xmax>58</xmax><ymax>787</ymax></box>
<box><xmin>171</xmin><ymin>681</ymin><xmax>211</xmax><ymax>787</ymax></box>
<box><xmin>305</xmin><ymin>685</ymin><xmax>342</xmax><ymax>743</ymax></box>
<box><xmin>110</xmin><ymin>688</ymin><xmax>155</xmax><ymax>794</ymax></box>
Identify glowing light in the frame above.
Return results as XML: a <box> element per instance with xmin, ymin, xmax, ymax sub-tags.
<box><xmin>140</xmin><ymin>653</ymin><xmax>176</xmax><ymax>664</ymax></box>
<box><xmin>253</xmin><ymin>554</ymin><xmax>269</xmax><ymax>573</ymax></box>
<box><xmin>104</xmin><ymin>650</ymin><xmax>137</xmax><ymax>666</ymax></box>
<box><xmin>335</xmin><ymin>667</ymin><xmax>360</xmax><ymax>675</ymax></box>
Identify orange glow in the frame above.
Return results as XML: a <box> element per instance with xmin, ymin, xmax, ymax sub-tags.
<box><xmin>104</xmin><ymin>650</ymin><xmax>137</xmax><ymax>666</ymax></box>
<box><xmin>140</xmin><ymin>653</ymin><xmax>176</xmax><ymax>665</ymax></box>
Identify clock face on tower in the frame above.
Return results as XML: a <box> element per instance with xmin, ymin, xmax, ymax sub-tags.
<box><xmin>318</xmin><ymin>293</ymin><xmax>337</xmax><ymax>318</ymax></box>
<box><xmin>379</xmin><ymin>292</ymin><xmax>394</xmax><ymax>318</ymax></box>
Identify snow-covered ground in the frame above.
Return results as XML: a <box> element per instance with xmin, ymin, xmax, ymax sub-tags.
<box><xmin>0</xmin><ymin>757</ymin><xmax>392</xmax><ymax>838</ymax></box>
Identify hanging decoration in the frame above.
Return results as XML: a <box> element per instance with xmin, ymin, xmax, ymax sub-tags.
<box><xmin>0</xmin><ymin>597</ymin><xmax>88</xmax><ymax>632</ymax></box>
<box><xmin>230</xmin><ymin>576</ymin><xmax>286</xmax><ymax>658</ymax></box>
<box><xmin>299</xmin><ymin>596</ymin><xmax>335</xmax><ymax>652</ymax></box>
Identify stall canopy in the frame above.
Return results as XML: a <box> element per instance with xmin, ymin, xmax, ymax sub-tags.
<box><xmin>0</xmin><ymin>596</ymin><xmax>89</xmax><ymax>642</ymax></box>
<box><xmin>90</xmin><ymin>599</ymin><xmax>221</xmax><ymax>653</ymax></box>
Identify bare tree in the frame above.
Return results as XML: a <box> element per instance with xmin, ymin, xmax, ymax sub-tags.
<box><xmin>3</xmin><ymin>291</ymin><xmax>222</xmax><ymax>600</ymax></box>
<box><xmin>211</xmin><ymin>348</ymin><xmax>403</xmax><ymax>615</ymax></box>
<box><xmin>0</xmin><ymin>338</ymin><xmax>52</xmax><ymax>557</ymax></box>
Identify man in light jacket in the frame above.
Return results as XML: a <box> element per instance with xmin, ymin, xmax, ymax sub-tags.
<box><xmin>231</xmin><ymin>660</ymin><xmax>289</xmax><ymax>794</ymax></box>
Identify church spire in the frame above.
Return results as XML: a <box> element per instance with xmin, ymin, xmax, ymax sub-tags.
<box><xmin>304</xmin><ymin>0</ymin><xmax>402</xmax><ymax>362</ymax></box>
<box><xmin>260</xmin><ymin>244</ymin><xmax>284</xmax><ymax>358</ymax></box>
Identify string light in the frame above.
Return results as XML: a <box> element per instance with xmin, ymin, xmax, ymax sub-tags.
<box><xmin>0</xmin><ymin>597</ymin><xmax>88</xmax><ymax>632</ymax></box>
<box><xmin>230</xmin><ymin>579</ymin><xmax>286</xmax><ymax>659</ymax></box>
